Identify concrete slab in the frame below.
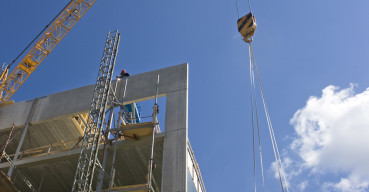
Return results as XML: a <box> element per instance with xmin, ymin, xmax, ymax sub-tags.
<box><xmin>0</xmin><ymin>63</ymin><xmax>188</xmax><ymax>131</ymax></box>
<box><xmin>1</xmin><ymin>135</ymin><xmax>164</xmax><ymax>192</ymax></box>
<box><xmin>0</xmin><ymin>64</ymin><xmax>197</xmax><ymax>192</ymax></box>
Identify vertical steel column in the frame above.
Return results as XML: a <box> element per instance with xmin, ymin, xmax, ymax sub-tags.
<box><xmin>8</xmin><ymin>97</ymin><xmax>39</xmax><ymax>178</ymax></box>
<box><xmin>95</xmin><ymin>146</ymin><xmax>108</xmax><ymax>191</ymax></box>
<box><xmin>96</xmin><ymin>79</ymin><xmax>120</xmax><ymax>192</ymax></box>
<box><xmin>132</xmin><ymin>103</ymin><xmax>136</xmax><ymax>124</ymax></box>
<box><xmin>148</xmin><ymin>75</ymin><xmax>159</xmax><ymax>191</ymax></box>
<box><xmin>95</xmin><ymin>113</ymin><xmax>112</xmax><ymax>192</ymax></box>
<box><xmin>108</xmin><ymin>78</ymin><xmax>127</xmax><ymax>190</ymax></box>
<box><xmin>108</xmin><ymin>129</ymin><xmax>119</xmax><ymax>190</ymax></box>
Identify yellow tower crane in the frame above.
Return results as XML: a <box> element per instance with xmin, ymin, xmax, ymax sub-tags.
<box><xmin>0</xmin><ymin>0</ymin><xmax>96</xmax><ymax>104</ymax></box>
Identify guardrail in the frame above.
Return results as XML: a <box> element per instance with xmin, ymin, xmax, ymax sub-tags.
<box><xmin>187</xmin><ymin>139</ymin><xmax>206</xmax><ymax>192</ymax></box>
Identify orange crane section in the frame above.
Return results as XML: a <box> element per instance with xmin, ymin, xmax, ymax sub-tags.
<box><xmin>0</xmin><ymin>0</ymin><xmax>96</xmax><ymax>103</ymax></box>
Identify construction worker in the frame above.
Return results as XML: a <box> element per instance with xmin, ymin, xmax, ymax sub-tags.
<box><xmin>119</xmin><ymin>69</ymin><xmax>130</xmax><ymax>78</ymax></box>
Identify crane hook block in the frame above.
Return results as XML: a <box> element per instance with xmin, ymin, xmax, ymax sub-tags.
<box><xmin>237</xmin><ymin>12</ymin><xmax>257</xmax><ymax>43</ymax></box>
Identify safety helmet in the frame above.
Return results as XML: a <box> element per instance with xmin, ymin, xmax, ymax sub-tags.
<box><xmin>121</xmin><ymin>69</ymin><xmax>126</xmax><ymax>74</ymax></box>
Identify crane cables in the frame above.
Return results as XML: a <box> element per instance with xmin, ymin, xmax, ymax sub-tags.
<box><xmin>247</xmin><ymin>41</ymin><xmax>290</xmax><ymax>192</ymax></box>
<box><xmin>235</xmin><ymin>0</ymin><xmax>252</xmax><ymax>17</ymax></box>
<box><xmin>7</xmin><ymin>0</ymin><xmax>74</xmax><ymax>69</ymax></box>
<box><xmin>235</xmin><ymin>0</ymin><xmax>290</xmax><ymax>190</ymax></box>
<box><xmin>249</xmin><ymin>41</ymin><xmax>265</xmax><ymax>192</ymax></box>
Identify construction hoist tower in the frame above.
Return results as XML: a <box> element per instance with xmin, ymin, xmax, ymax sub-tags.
<box><xmin>71</xmin><ymin>30</ymin><xmax>120</xmax><ymax>192</ymax></box>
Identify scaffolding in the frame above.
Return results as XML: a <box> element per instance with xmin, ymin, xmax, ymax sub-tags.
<box><xmin>96</xmin><ymin>75</ymin><xmax>161</xmax><ymax>192</ymax></box>
<box><xmin>0</xmin><ymin>124</ymin><xmax>38</xmax><ymax>192</ymax></box>
<box><xmin>0</xmin><ymin>63</ymin><xmax>202</xmax><ymax>192</ymax></box>
<box><xmin>71</xmin><ymin>30</ymin><xmax>160</xmax><ymax>192</ymax></box>
<box><xmin>72</xmin><ymin>30</ymin><xmax>120</xmax><ymax>192</ymax></box>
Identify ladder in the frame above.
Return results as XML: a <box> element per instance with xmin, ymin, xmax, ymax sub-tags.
<box><xmin>1</xmin><ymin>124</ymin><xmax>37</xmax><ymax>192</ymax></box>
<box><xmin>71</xmin><ymin>30</ymin><xmax>120</xmax><ymax>192</ymax></box>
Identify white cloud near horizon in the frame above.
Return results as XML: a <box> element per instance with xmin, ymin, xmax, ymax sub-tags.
<box><xmin>288</xmin><ymin>84</ymin><xmax>369</xmax><ymax>191</ymax></box>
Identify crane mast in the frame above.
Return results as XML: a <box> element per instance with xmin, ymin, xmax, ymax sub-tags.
<box><xmin>0</xmin><ymin>0</ymin><xmax>96</xmax><ymax>103</ymax></box>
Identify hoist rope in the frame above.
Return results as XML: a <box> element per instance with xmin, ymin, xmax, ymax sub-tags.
<box><xmin>8</xmin><ymin>0</ymin><xmax>73</xmax><ymax>68</ymax></box>
<box><xmin>249</xmin><ymin>42</ymin><xmax>265</xmax><ymax>192</ymax></box>
<box><xmin>252</xmin><ymin>58</ymin><xmax>266</xmax><ymax>191</ymax></box>
<box><xmin>248</xmin><ymin>0</ymin><xmax>253</xmax><ymax>13</ymax></box>
<box><xmin>248</xmin><ymin>48</ymin><xmax>257</xmax><ymax>192</ymax></box>
<box><xmin>248</xmin><ymin>42</ymin><xmax>290</xmax><ymax>192</ymax></box>
<box><xmin>235</xmin><ymin>0</ymin><xmax>240</xmax><ymax>18</ymax></box>
<box><xmin>235</xmin><ymin>0</ymin><xmax>253</xmax><ymax>20</ymax></box>
<box><xmin>256</xmin><ymin>105</ymin><xmax>266</xmax><ymax>191</ymax></box>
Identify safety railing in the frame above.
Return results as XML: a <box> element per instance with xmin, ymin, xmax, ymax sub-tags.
<box><xmin>187</xmin><ymin>140</ymin><xmax>206</xmax><ymax>192</ymax></box>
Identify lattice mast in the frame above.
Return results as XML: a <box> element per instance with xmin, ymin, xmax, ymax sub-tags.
<box><xmin>71</xmin><ymin>30</ymin><xmax>120</xmax><ymax>192</ymax></box>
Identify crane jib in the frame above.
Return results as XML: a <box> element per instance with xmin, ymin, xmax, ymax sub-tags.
<box><xmin>0</xmin><ymin>0</ymin><xmax>96</xmax><ymax>103</ymax></box>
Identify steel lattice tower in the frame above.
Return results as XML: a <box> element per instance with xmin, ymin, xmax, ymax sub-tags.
<box><xmin>71</xmin><ymin>30</ymin><xmax>120</xmax><ymax>192</ymax></box>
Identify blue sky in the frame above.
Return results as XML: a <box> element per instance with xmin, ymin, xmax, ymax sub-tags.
<box><xmin>1</xmin><ymin>0</ymin><xmax>369</xmax><ymax>191</ymax></box>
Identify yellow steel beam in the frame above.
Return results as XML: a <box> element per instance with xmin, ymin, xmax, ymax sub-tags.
<box><xmin>0</xmin><ymin>0</ymin><xmax>96</xmax><ymax>103</ymax></box>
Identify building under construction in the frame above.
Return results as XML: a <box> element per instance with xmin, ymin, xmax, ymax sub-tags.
<box><xmin>0</xmin><ymin>1</ymin><xmax>206</xmax><ymax>191</ymax></box>
<box><xmin>0</xmin><ymin>62</ymin><xmax>206</xmax><ymax>192</ymax></box>
<box><xmin>0</xmin><ymin>0</ymin><xmax>291</xmax><ymax>190</ymax></box>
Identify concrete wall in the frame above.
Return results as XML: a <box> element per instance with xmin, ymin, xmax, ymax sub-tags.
<box><xmin>0</xmin><ymin>63</ymin><xmax>189</xmax><ymax>192</ymax></box>
<box><xmin>0</xmin><ymin>64</ymin><xmax>187</xmax><ymax>131</ymax></box>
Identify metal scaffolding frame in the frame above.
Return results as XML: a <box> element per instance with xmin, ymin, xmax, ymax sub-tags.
<box><xmin>0</xmin><ymin>124</ymin><xmax>38</xmax><ymax>192</ymax></box>
<box><xmin>0</xmin><ymin>64</ymin><xmax>197</xmax><ymax>192</ymax></box>
<box><xmin>72</xmin><ymin>30</ymin><xmax>120</xmax><ymax>192</ymax></box>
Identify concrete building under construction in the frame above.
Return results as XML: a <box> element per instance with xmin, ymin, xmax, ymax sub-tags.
<box><xmin>0</xmin><ymin>63</ymin><xmax>206</xmax><ymax>192</ymax></box>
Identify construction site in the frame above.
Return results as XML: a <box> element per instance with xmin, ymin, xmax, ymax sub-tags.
<box><xmin>0</xmin><ymin>61</ymin><xmax>205</xmax><ymax>191</ymax></box>
<box><xmin>0</xmin><ymin>0</ymin><xmax>206</xmax><ymax>191</ymax></box>
<box><xmin>0</xmin><ymin>0</ymin><xmax>311</xmax><ymax>191</ymax></box>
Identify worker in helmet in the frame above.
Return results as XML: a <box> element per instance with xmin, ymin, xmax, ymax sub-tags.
<box><xmin>119</xmin><ymin>69</ymin><xmax>130</xmax><ymax>78</ymax></box>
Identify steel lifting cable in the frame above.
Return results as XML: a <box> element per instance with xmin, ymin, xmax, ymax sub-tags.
<box><xmin>8</xmin><ymin>0</ymin><xmax>74</xmax><ymax>68</ymax></box>
<box><xmin>255</xmin><ymin>104</ymin><xmax>266</xmax><ymax>191</ymax></box>
<box><xmin>248</xmin><ymin>52</ymin><xmax>257</xmax><ymax>192</ymax></box>
<box><xmin>235</xmin><ymin>0</ymin><xmax>241</xmax><ymax>18</ymax></box>
<box><xmin>249</xmin><ymin>49</ymin><xmax>266</xmax><ymax>191</ymax></box>
<box><xmin>247</xmin><ymin>0</ymin><xmax>253</xmax><ymax>13</ymax></box>
<box><xmin>249</xmin><ymin>49</ymin><xmax>266</xmax><ymax>190</ymax></box>
<box><xmin>249</xmin><ymin>42</ymin><xmax>265</xmax><ymax>192</ymax></box>
<box><xmin>250</xmin><ymin>44</ymin><xmax>288</xmax><ymax>192</ymax></box>
<box><xmin>236</xmin><ymin>0</ymin><xmax>289</xmax><ymax>190</ymax></box>
<box><xmin>249</xmin><ymin>42</ymin><xmax>283</xmax><ymax>191</ymax></box>
<box><xmin>235</xmin><ymin>0</ymin><xmax>253</xmax><ymax>18</ymax></box>
<box><xmin>248</xmin><ymin>42</ymin><xmax>290</xmax><ymax>192</ymax></box>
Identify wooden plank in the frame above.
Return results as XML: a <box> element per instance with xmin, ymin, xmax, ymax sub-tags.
<box><xmin>102</xmin><ymin>183</ymin><xmax>148</xmax><ymax>192</ymax></box>
<box><xmin>121</xmin><ymin>122</ymin><xmax>156</xmax><ymax>130</ymax></box>
<box><xmin>120</xmin><ymin>122</ymin><xmax>156</xmax><ymax>139</ymax></box>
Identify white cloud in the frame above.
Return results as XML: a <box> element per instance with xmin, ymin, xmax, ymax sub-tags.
<box><xmin>270</xmin><ymin>157</ymin><xmax>304</xmax><ymax>191</ymax></box>
<box><xmin>323</xmin><ymin>175</ymin><xmax>369</xmax><ymax>192</ymax></box>
<box><xmin>288</xmin><ymin>84</ymin><xmax>369</xmax><ymax>191</ymax></box>
<box><xmin>298</xmin><ymin>180</ymin><xmax>308</xmax><ymax>191</ymax></box>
